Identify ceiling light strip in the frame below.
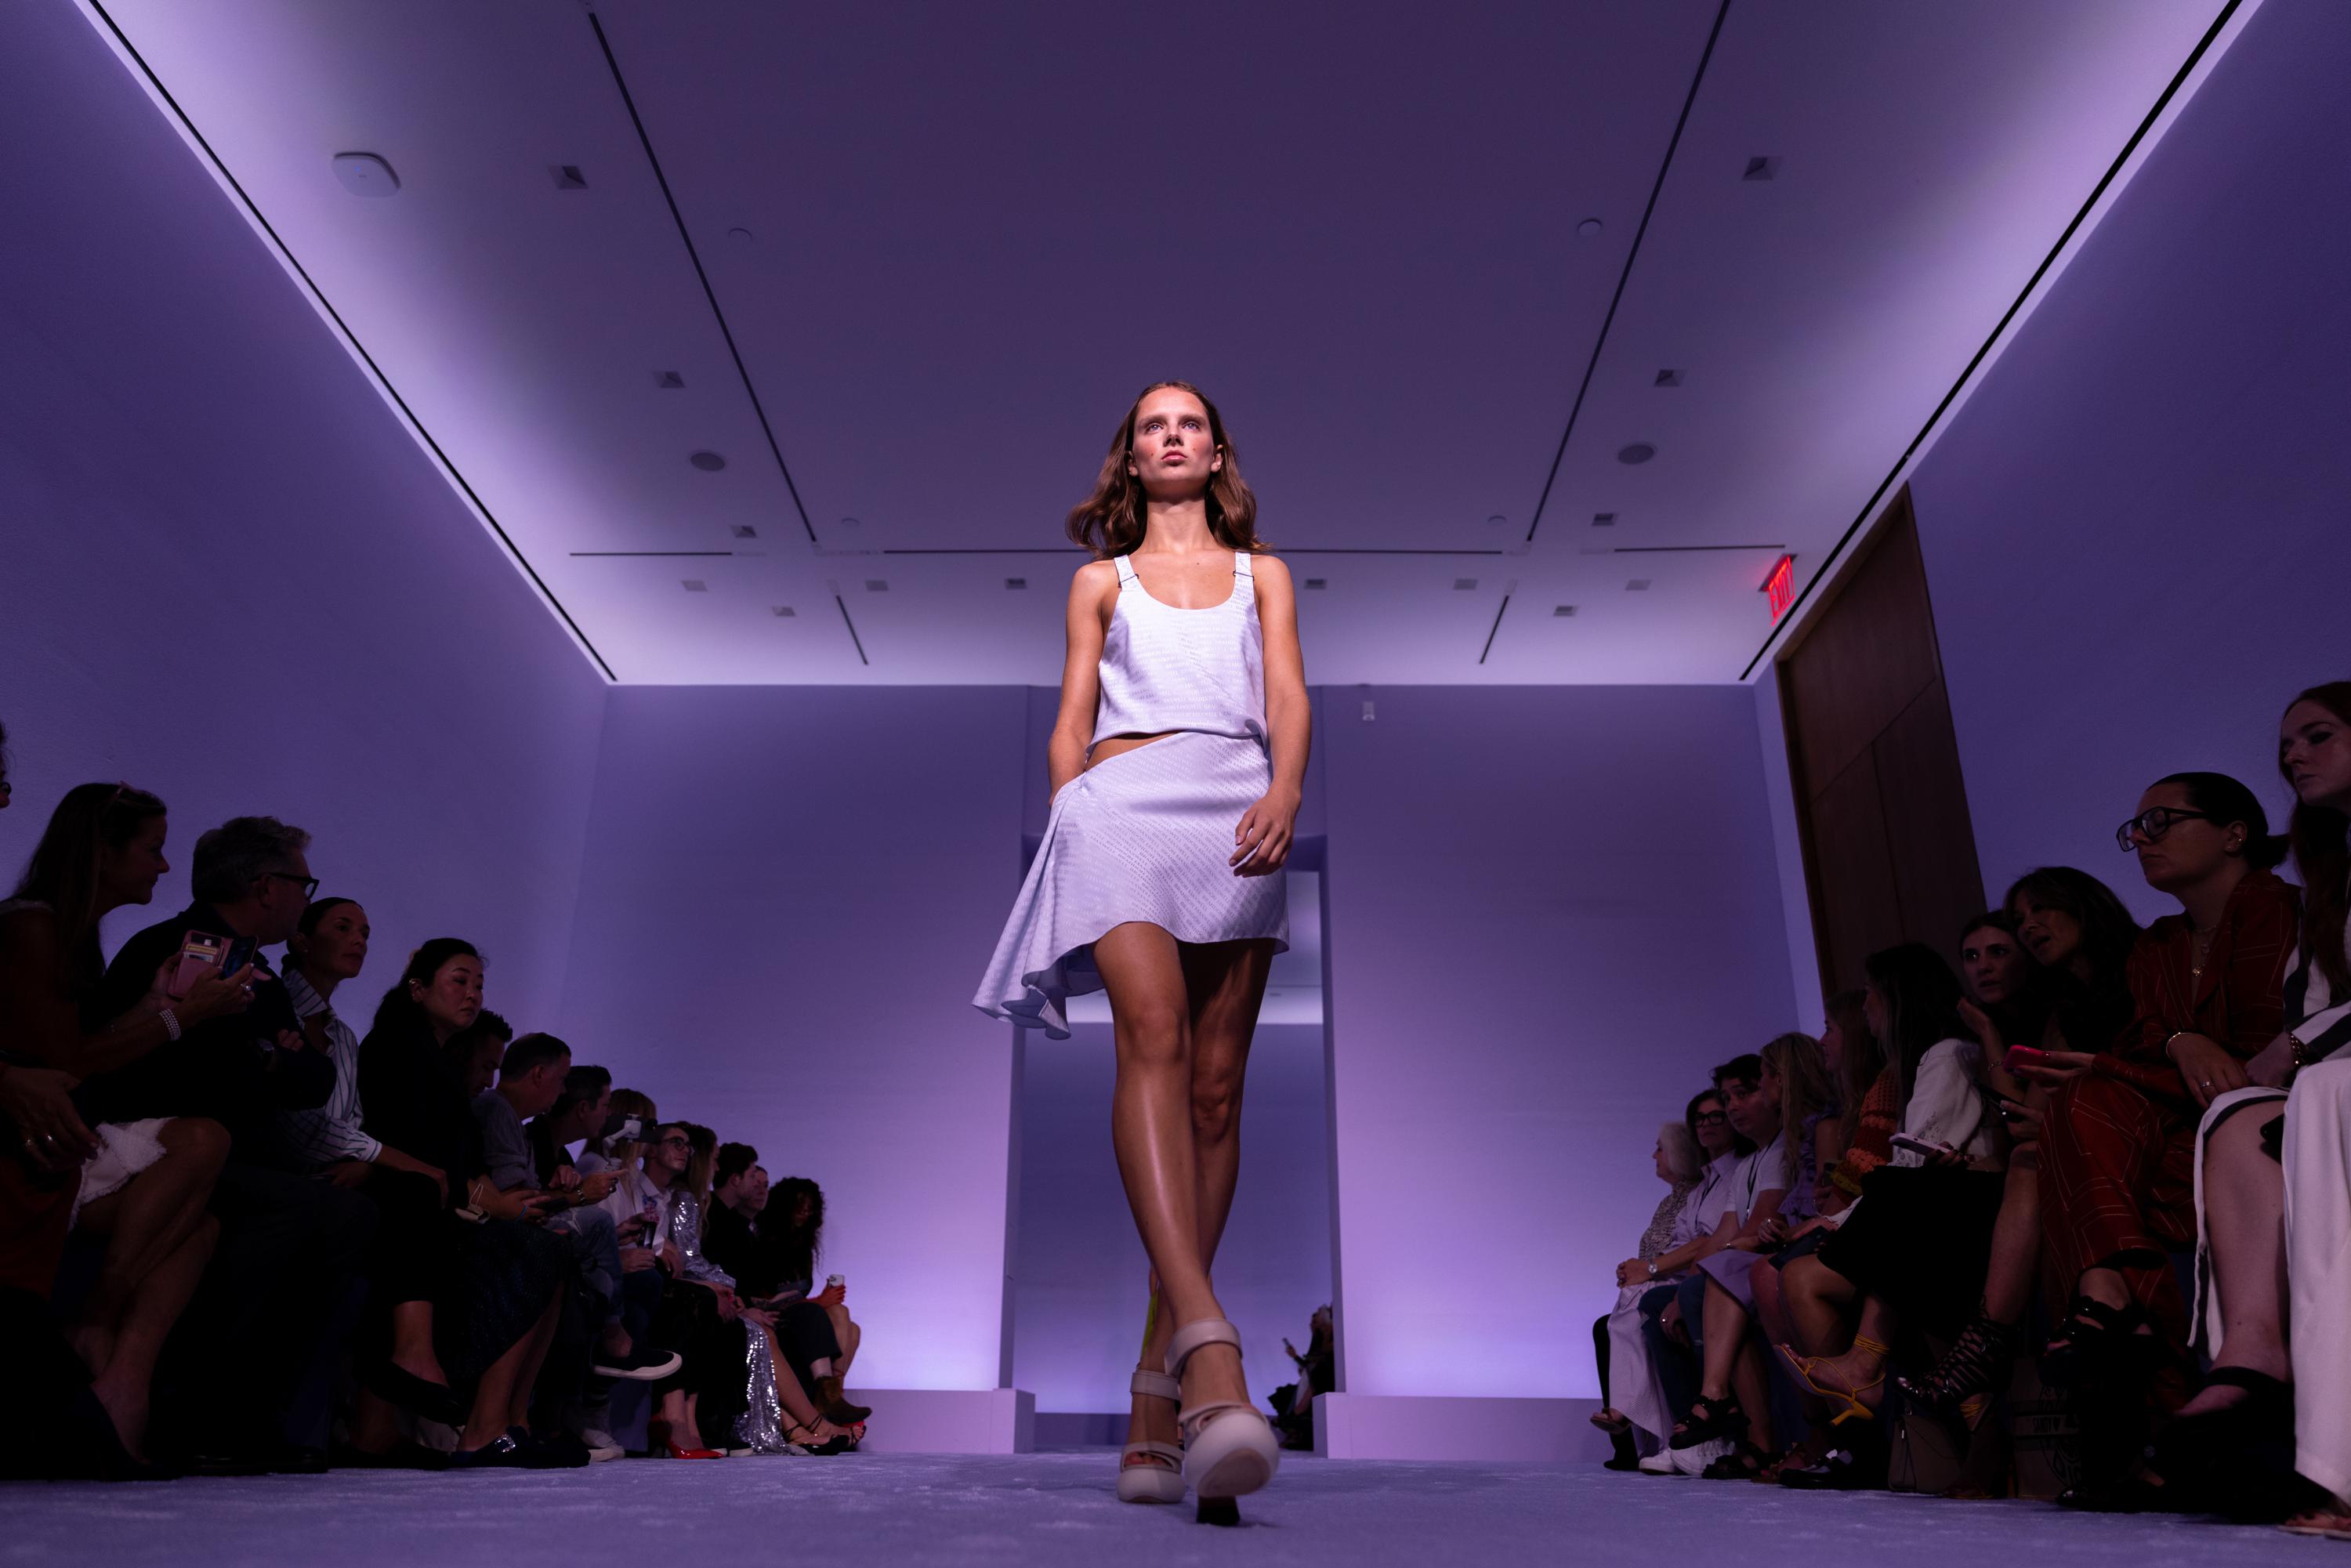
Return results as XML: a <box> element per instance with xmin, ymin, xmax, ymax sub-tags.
<box><xmin>76</xmin><ymin>0</ymin><xmax>619</xmax><ymax>683</ymax></box>
<box><xmin>585</xmin><ymin>13</ymin><xmax>819</xmax><ymax>547</ymax></box>
<box><xmin>832</xmin><ymin>595</ymin><xmax>870</xmax><ymax>667</ymax></box>
<box><xmin>1476</xmin><ymin>595</ymin><xmax>1512</xmax><ymax>667</ymax></box>
<box><xmin>1613</xmin><ymin>544</ymin><xmax>1786</xmax><ymax>553</ymax></box>
<box><xmin>1521</xmin><ymin>0</ymin><xmax>1733</xmax><ymax>549</ymax></box>
<box><xmin>875</xmin><ymin>547</ymin><xmax>1513</xmax><ymax>556</ymax></box>
<box><xmin>1737</xmin><ymin>0</ymin><xmax>2247</xmax><ymax>681</ymax></box>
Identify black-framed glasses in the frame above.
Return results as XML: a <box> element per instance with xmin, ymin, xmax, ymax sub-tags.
<box><xmin>2115</xmin><ymin>807</ymin><xmax>2216</xmax><ymax>851</ymax></box>
<box><xmin>266</xmin><ymin>871</ymin><xmax>321</xmax><ymax>900</ymax></box>
<box><xmin>1694</xmin><ymin>1110</ymin><xmax>1730</xmax><ymax>1126</ymax></box>
<box><xmin>654</xmin><ymin>1135</ymin><xmax>690</xmax><ymax>1150</ymax></box>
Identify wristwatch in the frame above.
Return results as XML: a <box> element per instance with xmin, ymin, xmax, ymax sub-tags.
<box><xmin>1645</xmin><ymin>1260</ymin><xmax>1658</xmax><ymax>1280</ymax></box>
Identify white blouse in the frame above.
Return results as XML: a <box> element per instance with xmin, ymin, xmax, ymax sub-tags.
<box><xmin>1893</xmin><ymin>1037</ymin><xmax>2001</xmax><ymax>1166</ymax></box>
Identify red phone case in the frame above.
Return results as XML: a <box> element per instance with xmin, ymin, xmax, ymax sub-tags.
<box><xmin>2005</xmin><ymin>1045</ymin><xmax>2047</xmax><ymax>1073</ymax></box>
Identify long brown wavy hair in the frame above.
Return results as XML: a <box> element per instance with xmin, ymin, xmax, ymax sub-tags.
<box><xmin>11</xmin><ymin>782</ymin><xmax>170</xmax><ymax>987</ymax></box>
<box><xmin>1065</xmin><ymin>380</ymin><xmax>1263</xmax><ymax>559</ymax></box>
<box><xmin>2283</xmin><ymin>682</ymin><xmax>2351</xmax><ymax>994</ymax></box>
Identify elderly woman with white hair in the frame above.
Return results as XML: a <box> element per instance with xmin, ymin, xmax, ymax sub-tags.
<box><xmin>1588</xmin><ymin>1100</ymin><xmax>1715</xmax><ymax>1469</ymax></box>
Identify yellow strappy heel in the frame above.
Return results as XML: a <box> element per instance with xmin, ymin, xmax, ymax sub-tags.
<box><xmin>1778</xmin><ymin>1334</ymin><xmax>1889</xmax><ymax>1426</ymax></box>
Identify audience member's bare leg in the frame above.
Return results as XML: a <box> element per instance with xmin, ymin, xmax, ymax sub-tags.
<box><xmin>87</xmin><ymin>1213</ymin><xmax>218</xmax><ymax>1461</ymax></box>
<box><xmin>824</xmin><ymin>1305</ymin><xmax>860</xmax><ymax>1379</ymax></box>
<box><xmin>2177</xmin><ymin>1103</ymin><xmax>2289</xmax><ymax>1419</ymax></box>
<box><xmin>1981</xmin><ymin>1149</ymin><xmax>2041</xmax><ymax>1326</ymax></box>
<box><xmin>1802</xmin><ymin>1296</ymin><xmax>1894</xmax><ymax>1412</ymax></box>
<box><xmin>759</xmin><ymin>1324</ymin><xmax>848</xmax><ymax>1443</ymax></box>
<box><xmin>1751</xmin><ymin>1258</ymin><xmax>1795</xmax><ymax>1351</ymax></box>
<box><xmin>1125</xmin><ymin>936</ymin><xmax>1271</xmax><ymax>1468</ymax></box>
<box><xmin>1781</xmin><ymin>1255</ymin><xmax>1856</xmax><ymax>1355</ymax></box>
<box><xmin>1097</xmin><ymin>922</ymin><xmax>1251</xmax><ymax>1460</ymax></box>
<box><xmin>391</xmin><ymin>1301</ymin><xmax>447</xmax><ymax>1387</ymax></box>
<box><xmin>458</xmin><ymin>1292</ymin><xmax>560</xmax><ymax>1452</ymax></box>
<box><xmin>71</xmin><ymin>1118</ymin><xmax>228</xmax><ymax>1374</ymax></box>
<box><xmin>504</xmin><ymin>1289</ymin><xmax>563</xmax><ymax>1432</ymax></box>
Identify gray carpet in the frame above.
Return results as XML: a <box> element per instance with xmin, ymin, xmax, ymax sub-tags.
<box><xmin>2</xmin><ymin>1452</ymin><xmax>2310</xmax><ymax>1566</ymax></box>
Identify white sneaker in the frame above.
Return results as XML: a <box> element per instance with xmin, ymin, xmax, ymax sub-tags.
<box><xmin>578</xmin><ymin>1429</ymin><xmax>623</xmax><ymax>1463</ymax></box>
<box><xmin>1672</xmin><ymin>1436</ymin><xmax>1731</xmax><ymax>1476</ymax></box>
<box><xmin>1637</xmin><ymin>1450</ymin><xmax>1677</xmax><ymax>1476</ymax></box>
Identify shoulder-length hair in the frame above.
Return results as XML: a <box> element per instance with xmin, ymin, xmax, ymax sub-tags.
<box><xmin>12</xmin><ymin>783</ymin><xmax>169</xmax><ymax>982</ymax></box>
<box><xmin>1863</xmin><ymin>943</ymin><xmax>1969</xmax><ymax>1114</ymax></box>
<box><xmin>370</xmin><ymin>936</ymin><xmax>481</xmax><ymax>1042</ymax></box>
<box><xmin>2004</xmin><ymin>866</ymin><xmax>2143</xmax><ymax>1052</ymax></box>
<box><xmin>1760</xmin><ymin>1031</ymin><xmax>1833</xmax><ymax>1160</ymax></box>
<box><xmin>2283</xmin><ymin>683</ymin><xmax>2351</xmax><ymax>995</ymax></box>
<box><xmin>1065</xmin><ymin>380</ymin><xmax>1263</xmax><ymax>559</ymax></box>
<box><xmin>1823</xmin><ymin>987</ymin><xmax>1882</xmax><ymax>1156</ymax></box>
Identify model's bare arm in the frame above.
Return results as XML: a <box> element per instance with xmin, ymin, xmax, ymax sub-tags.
<box><xmin>1049</xmin><ymin>561</ymin><xmax>1117</xmax><ymax>797</ymax></box>
<box><xmin>1233</xmin><ymin>555</ymin><xmax>1310</xmax><ymax>874</ymax></box>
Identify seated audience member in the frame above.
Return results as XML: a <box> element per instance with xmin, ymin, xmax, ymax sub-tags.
<box><xmin>577</xmin><ymin>1086</ymin><xmax>653</xmax><ymax>1178</ymax></box>
<box><xmin>1589</xmin><ymin>1115</ymin><xmax>1703</xmax><ymax>1468</ymax></box>
<box><xmin>83</xmin><ymin>813</ymin><xmax>371</xmax><ymax>1472</ymax></box>
<box><xmin>0</xmin><ymin>784</ymin><xmax>241</xmax><ymax>1471</ymax></box>
<box><xmin>357</xmin><ymin>941</ymin><xmax>576</xmax><ymax>1468</ymax></box>
<box><xmin>277</xmin><ymin>895</ymin><xmax>471</xmax><ymax>1443</ymax></box>
<box><xmin>769</xmin><ymin>1174</ymin><xmax>865</xmax><ymax>1419</ymax></box>
<box><xmin>2160</xmin><ymin>684</ymin><xmax>2351</xmax><ymax>1533</ymax></box>
<box><xmin>528</xmin><ymin>1065</ymin><xmax>614</xmax><ymax>1189</ymax></box>
<box><xmin>1643</xmin><ymin>1059</ymin><xmax>1786</xmax><ymax>1474</ymax></box>
<box><xmin>2023</xmin><ymin>772</ymin><xmax>2295</xmax><ymax>1505</ymax></box>
<box><xmin>1270</xmin><ymin>1305</ymin><xmax>1336</xmax><ymax>1450</ymax></box>
<box><xmin>1896</xmin><ymin>877</ymin><xmax>2139</xmax><ymax>1419</ymax></box>
<box><xmin>1777</xmin><ymin>944</ymin><xmax>2001</xmax><ymax>1441</ymax></box>
<box><xmin>1672</xmin><ymin>1034</ymin><xmax>1833</xmax><ymax>1477</ymax></box>
<box><xmin>1610</xmin><ymin>1089</ymin><xmax>1742</xmax><ymax>1469</ymax></box>
<box><xmin>706</xmin><ymin>1143</ymin><xmax>868</xmax><ymax>1432</ymax></box>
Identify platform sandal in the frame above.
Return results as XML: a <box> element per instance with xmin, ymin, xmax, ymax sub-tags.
<box><xmin>1165</xmin><ymin>1319</ymin><xmax>1280</xmax><ymax>1525</ymax></box>
<box><xmin>2040</xmin><ymin>1293</ymin><xmax>2157</xmax><ymax>1387</ymax></box>
<box><xmin>1778</xmin><ymin>1335</ymin><xmax>1887</xmax><ymax>1426</ymax></box>
<box><xmin>1668</xmin><ymin>1395</ymin><xmax>1748</xmax><ymax>1450</ymax></box>
<box><xmin>1894</xmin><ymin>1304</ymin><xmax>2017</xmax><ymax>1428</ymax></box>
<box><xmin>1117</xmin><ymin>1367</ymin><xmax>1188</xmax><ymax>1505</ymax></box>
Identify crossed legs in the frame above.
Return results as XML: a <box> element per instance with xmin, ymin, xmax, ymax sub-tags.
<box><xmin>1096</xmin><ymin>924</ymin><xmax>1273</xmax><ymax>1472</ymax></box>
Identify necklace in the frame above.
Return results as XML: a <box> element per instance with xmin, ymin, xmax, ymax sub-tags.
<box><xmin>2189</xmin><ymin>925</ymin><xmax>2218</xmax><ymax>980</ymax></box>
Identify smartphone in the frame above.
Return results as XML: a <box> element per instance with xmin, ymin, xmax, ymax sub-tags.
<box><xmin>220</xmin><ymin>935</ymin><xmax>258</xmax><ymax>980</ymax></box>
<box><xmin>166</xmin><ymin>932</ymin><xmax>230</xmax><ymax>998</ymax></box>
<box><xmin>2005</xmin><ymin>1045</ymin><xmax>2049</xmax><ymax>1074</ymax></box>
<box><xmin>1889</xmin><ymin>1132</ymin><xmax>1954</xmax><ymax>1158</ymax></box>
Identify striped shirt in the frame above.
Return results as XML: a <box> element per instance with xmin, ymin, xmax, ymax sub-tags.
<box><xmin>277</xmin><ymin>965</ymin><xmax>379</xmax><ymax>1168</ymax></box>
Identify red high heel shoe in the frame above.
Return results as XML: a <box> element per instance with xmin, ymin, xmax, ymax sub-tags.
<box><xmin>647</xmin><ymin>1418</ymin><xmax>722</xmax><ymax>1459</ymax></box>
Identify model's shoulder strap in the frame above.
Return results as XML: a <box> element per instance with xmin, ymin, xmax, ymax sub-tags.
<box><xmin>1114</xmin><ymin>554</ymin><xmax>1139</xmax><ymax>587</ymax></box>
<box><xmin>1233</xmin><ymin>549</ymin><xmax>1255</xmax><ymax>579</ymax></box>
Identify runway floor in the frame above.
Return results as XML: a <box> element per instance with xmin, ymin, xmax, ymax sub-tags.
<box><xmin>4</xmin><ymin>1450</ymin><xmax>2313</xmax><ymax>1567</ymax></box>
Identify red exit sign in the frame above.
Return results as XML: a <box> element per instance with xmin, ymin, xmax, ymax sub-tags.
<box><xmin>1761</xmin><ymin>554</ymin><xmax>1796</xmax><ymax>622</ymax></box>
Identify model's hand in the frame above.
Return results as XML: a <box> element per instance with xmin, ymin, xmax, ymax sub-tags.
<box><xmin>1232</xmin><ymin>789</ymin><xmax>1299</xmax><ymax>876</ymax></box>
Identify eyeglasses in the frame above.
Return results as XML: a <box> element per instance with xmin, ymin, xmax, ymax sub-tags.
<box><xmin>1694</xmin><ymin>1111</ymin><xmax>1729</xmax><ymax>1126</ymax></box>
<box><xmin>655</xmin><ymin>1135</ymin><xmax>690</xmax><ymax>1149</ymax></box>
<box><xmin>266</xmin><ymin>871</ymin><xmax>321</xmax><ymax>900</ymax></box>
<box><xmin>2114</xmin><ymin>807</ymin><xmax>2217</xmax><ymax>851</ymax></box>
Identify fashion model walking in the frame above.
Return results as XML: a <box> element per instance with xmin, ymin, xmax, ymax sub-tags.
<box><xmin>975</xmin><ymin>381</ymin><xmax>1307</xmax><ymax>1523</ymax></box>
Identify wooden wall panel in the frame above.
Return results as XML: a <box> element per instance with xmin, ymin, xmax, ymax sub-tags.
<box><xmin>1809</xmin><ymin>751</ymin><xmax>1901</xmax><ymax>994</ymax></box>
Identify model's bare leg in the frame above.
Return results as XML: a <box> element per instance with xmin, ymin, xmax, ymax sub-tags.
<box><xmin>1127</xmin><ymin>937</ymin><xmax>1273</xmax><ymax>1462</ymax></box>
<box><xmin>1098</xmin><ymin>922</ymin><xmax>1250</xmax><ymax>1455</ymax></box>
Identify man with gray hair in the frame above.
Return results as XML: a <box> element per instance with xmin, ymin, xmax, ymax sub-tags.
<box><xmin>87</xmin><ymin>814</ymin><xmax>370</xmax><ymax>1474</ymax></box>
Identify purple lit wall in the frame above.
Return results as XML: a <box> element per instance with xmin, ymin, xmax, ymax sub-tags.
<box><xmin>0</xmin><ymin>1</ymin><xmax>604</xmax><ymax>1015</ymax></box>
<box><xmin>1904</xmin><ymin>0</ymin><xmax>2351</xmax><ymax>919</ymax></box>
<box><xmin>556</xmin><ymin>687</ymin><xmax>1029</xmax><ymax>1393</ymax></box>
<box><xmin>1322</xmin><ymin>687</ymin><xmax>1799</xmax><ymax>1399</ymax></box>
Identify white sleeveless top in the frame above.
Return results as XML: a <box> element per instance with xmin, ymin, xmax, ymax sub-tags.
<box><xmin>1091</xmin><ymin>550</ymin><xmax>1267</xmax><ymax>748</ymax></box>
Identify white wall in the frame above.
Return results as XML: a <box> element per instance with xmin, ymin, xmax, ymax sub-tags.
<box><xmin>1906</xmin><ymin>0</ymin><xmax>2351</xmax><ymax>918</ymax></box>
<box><xmin>0</xmin><ymin>0</ymin><xmax>603</xmax><ymax>1014</ymax></box>
<box><xmin>557</xmin><ymin>687</ymin><xmax>1028</xmax><ymax>1392</ymax></box>
<box><xmin>1321</xmin><ymin>686</ymin><xmax>1798</xmax><ymax>1400</ymax></box>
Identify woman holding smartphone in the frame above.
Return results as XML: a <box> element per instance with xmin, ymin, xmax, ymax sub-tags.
<box><xmin>976</xmin><ymin>381</ymin><xmax>1306</xmax><ymax>1523</ymax></box>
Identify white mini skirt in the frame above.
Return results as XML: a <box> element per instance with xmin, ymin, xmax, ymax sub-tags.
<box><xmin>973</xmin><ymin>731</ymin><xmax>1289</xmax><ymax>1038</ymax></box>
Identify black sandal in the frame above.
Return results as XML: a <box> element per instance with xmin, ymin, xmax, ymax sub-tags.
<box><xmin>1895</xmin><ymin>1302</ymin><xmax>2020</xmax><ymax>1419</ymax></box>
<box><xmin>2041</xmin><ymin>1293</ymin><xmax>2158</xmax><ymax>1386</ymax></box>
<box><xmin>1701</xmin><ymin>1440</ymin><xmax>1770</xmax><ymax>1480</ymax></box>
<box><xmin>1668</xmin><ymin>1395</ymin><xmax>1749</xmax><ymax>1450</ymax></box>
<box><xmin>2147</xmin><ymin>1368</ymin><xmax>2300</xmax><ymax>1520</ymax></box>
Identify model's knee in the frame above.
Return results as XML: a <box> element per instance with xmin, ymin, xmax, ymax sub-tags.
<box><xmin>1190</xmin><ymin>1071</ymin><xmax>1243</xmax><ymax>1143</ymax></box>
<box><xmin>1116</xmin><ymin>1003</ymin><xmax>1191</xmax><ymax>1074</ymax></box>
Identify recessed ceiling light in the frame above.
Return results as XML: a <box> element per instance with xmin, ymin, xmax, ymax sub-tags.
<box><xmin>1592</xmin><ymin>512</ymin><xmax>1617</xmax><ymax>527</ymax></box>
<box><xmin>864</xmin><ymin>579</ymin><xmax>888</xmax><ymax>592</ymax></box>
<box><xmin>1742</xmin><ymin>156</ymin><xmax>1780</xmax><ymax>182</ymax></box>
<box><xmin>1653</xmin><ymin>369</ymin><xmax>1683</xmax><ymax>388</ymax></box>
<box><xmin>1005</xmin><ymin>577</ymin><xmax>1027</xmax><ymax>590</ymax></box>
<box><xmin>690</xmin><ymin>451</ymin><xmax>726</xmax><ymax>472</ymax></box>
<box><xmin>331</xmin><ymin>152</ymin><xmax>399</xmax><ymax>197</ymax></box>
<box><xmin>1553</xmin><ymin>604</ymin><xmax>1577</xmax><ymax>617</ymax></box>
<box><xmin>656</xmin><ymin>371</ymin><xmax>685</xmax><ymax>389</ymax></box>
<box><xmin>730</xmin><ymin>525</ymin><xmax>756</xmax><ymax>538</ymax></box>
<box><xmin>770</xmin><ymin>605</ymin><xmax>795</xmax><ymax>617</ymax></box>
<box><xmin>1487</xmin><ymin>514</ymin><xmax>1507</xmax><ymax>527</ymax></box>
<box><xmin>1454</xmin><ymin>578</ymin><xmax>1478</xmax><ymax>591</ymax></box>
<box><xmin>1617</xmin><ymin>443</ymin><xmax>1655</xmax><ymax>465</ymax></box>
<box><xmin>1303</xmin><ymin>578</ymin><xmax>1328</xmax><ymax>590</ymax></box>
<box><xmin>838</xmin><ymin>516</ymin><xmax>861</xmax><ymax>530</ymax></box>
<box><xmin>726</xmin><ymin>226</ymin><xmax>755</xmax><ymax>245</ymax></box>
<box><xmin>1575</xmin><ymin>217</ymin><xmax>1603</xmax><ymax>238</ymax></box>
<box><xmin>682</xmin><ymin>579</ymin><xmax>708</xmax><ymax>592</ymax></box>
<box><xmin>550</xmin><ymin>164</ymin><xmax>589</xmax><ymax>190</ymax></box>
<box><xmin>1626</xmin><ymin>578</ymin><xmax>1651</xmax><ymax>592</ymax></box>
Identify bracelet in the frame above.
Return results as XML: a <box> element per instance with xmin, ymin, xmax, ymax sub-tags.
<box><xmin>2288</xmin><ymin>1032</ymin><xmax>2312</xmax><ymax>1070</ymax></box>
<box><xmin>159</xmin><ymin>1007</ymin><xmax>181</xmax><ymax>1042</ymax></box>
<box><xmin>2163</xmin><ymin>1028</ymin><xmax>2195</xmax><ymax>1056</ymax></box>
